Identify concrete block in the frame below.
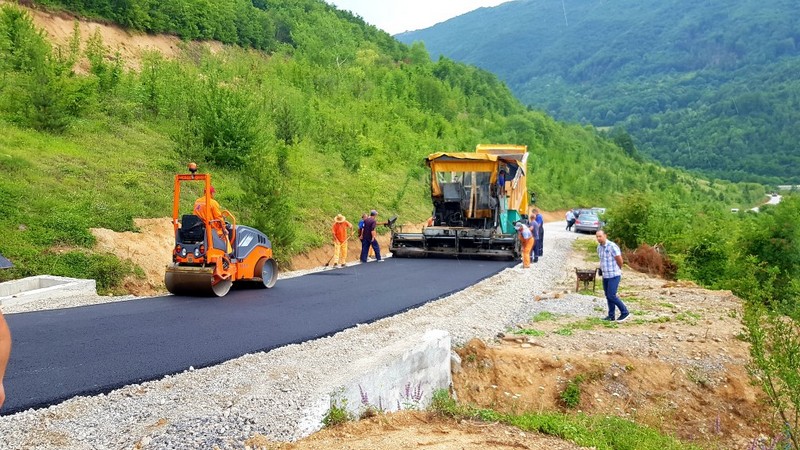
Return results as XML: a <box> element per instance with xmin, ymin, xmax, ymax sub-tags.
<box><xmin>298</xmin><ymin>329</ymin><xmax>452</xmax><ymax>437</ymax></box>
<box><xmin>0</xmin><ymin>275</ymin><xmax>97</xmax><ymax>308</ymax></box>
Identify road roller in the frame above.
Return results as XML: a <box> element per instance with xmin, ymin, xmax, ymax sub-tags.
<box><xmin>164</xmin><ymin>163</ymin><xmax>278</xmax><ymax>297</ymax></box>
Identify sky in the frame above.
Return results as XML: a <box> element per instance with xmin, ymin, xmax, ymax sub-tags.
<box><xmin>327</xmin><ymin>0</ymin><xmax>510</xmax><ymax>35</ymax></box>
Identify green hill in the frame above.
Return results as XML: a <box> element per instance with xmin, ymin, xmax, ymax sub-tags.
<box><xmin>397</xmin><ymin>0</ymin><xmax>800</xmax><ymax>184</ymax></box>
<box><xmin>0</xmin><ymin>1</ymin><xmax>762</xmax><ymax>293</ymax></box>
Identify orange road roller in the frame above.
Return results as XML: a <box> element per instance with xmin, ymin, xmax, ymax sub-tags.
<box><xmin>164</xmin><ymin>163</ymin><xmax>278</xmax><ymax>297</ymax></box>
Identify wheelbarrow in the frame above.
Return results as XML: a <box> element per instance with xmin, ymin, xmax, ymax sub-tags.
<box><xmin>575</xmin><ymin>268</ymin><xmax>599</xmax><ymax>293</ymax></box>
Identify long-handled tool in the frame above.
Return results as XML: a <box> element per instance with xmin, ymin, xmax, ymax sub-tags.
<box><xmin>323</xmin><ymin>253</ymin><xmax>335</xmax><ymax>267</ymax></box>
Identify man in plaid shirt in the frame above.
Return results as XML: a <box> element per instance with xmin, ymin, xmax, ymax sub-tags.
<box><xmin>596</xmin><ymin>230</ymin><xmax>630</xmax><ymax>322</ymax></box>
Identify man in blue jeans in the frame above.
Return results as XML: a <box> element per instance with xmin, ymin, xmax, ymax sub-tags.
<box><xmin>596</xmin><ymin>230</ymin><xmax>629</xmax><ymax>322</ymax></box>
<box><xmin>360</xmin><ymin>210</ymin><xmax>383</xmax><ymax>263</ymax></box>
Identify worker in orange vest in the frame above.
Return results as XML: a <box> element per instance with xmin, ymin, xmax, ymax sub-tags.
<box><xmin>515</xmin><ymin>222</ymin><xmax>535</xmax><ymax>268</ymax></box>
<box><xmin>194</xmin><ymin>186</ymin><xmax>232</xmax><ymax>254</ymax></box>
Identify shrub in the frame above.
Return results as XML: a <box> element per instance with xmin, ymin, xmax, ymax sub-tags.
<box><xmin>603</xmin><ymin>192</ymin><xmax>651</xmax><ymax>249</ymax></box>
<box><xmin>241</xmin><ymin>155</ymin><xmax>296</xmax><ymax>264</ymax></box>
<box><xmin>429</xmin><ymin>388</ymin><xmax>459</xmax><ymax>417</ymax></box>
<box><xmin>625</xmin><ymin>244</ymin><xmax>677</xmax><ymax>279</ymax></box>
<box><xmin>189</xmin><ymin>79</ymin><xmax>262</xmax><ymax>169</ymax></box>
<box><xmin>560</xmin><ymin>375</ymin><xmax>584</xmax><ymax>409</ymax></box>
<box><xmin>48</xmin><ymin>251</ymin><xmax>138</xmax><ymax>293</ymax></box>
<box><xmin>744</xmin><ymin>303</ymin><xmax>800</xmax><ymax>450</ymax></box>
<box><xmin>322</xmin><ymin>397</ymin><xmax>352</xmax><ymax>427</ymax></box>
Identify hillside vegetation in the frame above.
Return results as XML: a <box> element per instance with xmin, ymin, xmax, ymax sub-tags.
<box><xmin>0</xmin><ymin>1</ymin><xmax>761</xmax><ymax>292</ymax></box>
<box><xmin>398</xmin><ymin>0</ymin><xmax>800</xmax><ymax>184</ymax></box>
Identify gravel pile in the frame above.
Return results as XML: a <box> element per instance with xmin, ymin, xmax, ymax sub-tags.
<box><xmin>1</xmin><ymin>222</ymin><xmax>583</xmax><ymax>449</ymax></box>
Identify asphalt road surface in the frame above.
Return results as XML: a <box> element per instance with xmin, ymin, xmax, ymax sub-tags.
<box><xmin>2</xmin><ymin>257</ymin><xmax>514</xmax><ymax>415</ymax></box>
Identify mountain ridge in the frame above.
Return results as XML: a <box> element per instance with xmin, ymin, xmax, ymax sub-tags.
<box><xmin>398</xmin><ymin>0</ymin><xmax>800</xmax><ymax>184</ymax></box>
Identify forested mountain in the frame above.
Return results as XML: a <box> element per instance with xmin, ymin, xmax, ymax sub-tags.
<box><xmin>0</xmin><ymin>0</ymin><xmax>763</xmax><ymax>290</ymax></box>
<box><xmin>398</xmin><ymin>0</ymin><xmax>800</xmax><ymax>184</ymax></box>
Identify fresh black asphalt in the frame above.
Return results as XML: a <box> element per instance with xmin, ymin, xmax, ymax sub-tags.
<box><xmin>2</xmin><ymin>257</ymin><xmax>514</xmax><ymax>415</ymax></box>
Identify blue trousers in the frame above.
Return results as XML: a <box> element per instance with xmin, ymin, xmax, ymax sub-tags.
<box><xmin>533</xmin><ymin>227</ymin><xmax>544</xmax><ymax>257</ymax></box>
<box><xmin>602</xmin><ymin>275</ymin><xmax>628</xmax><ymax>318</ymax></box>
<box><xmin>360</xmin><ymin>238</ymin><xmax>381</xmax><ymax>262</ymax></box>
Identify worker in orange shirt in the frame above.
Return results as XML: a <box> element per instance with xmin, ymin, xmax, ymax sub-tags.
<box><xmin>194</xmin><ymin>186</ymin><xmax>232</xmax><ymax>254</ymax></box>
<box><xmin>331</xmin><ymin>214</ymin><xmax>353</xmax><ymax>268</ymax></box>
<box><xmin>515</xmin><ymin>222</ymin><xmax>535</xmax><ymax>268</ymax></box>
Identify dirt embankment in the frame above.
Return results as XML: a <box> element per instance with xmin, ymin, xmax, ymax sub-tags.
<box><xmin>3</xmin><ymin>0</ymin><xmax>221</xmax><ymax>72</ymax></box>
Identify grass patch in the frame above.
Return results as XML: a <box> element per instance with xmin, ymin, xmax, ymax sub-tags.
<box><xmin>675</xmin><ymin>311</ymin><xmax>702</xmax><ymax>324</ymax></box>
<box><xmin>622</xmin><ymin>295</ymin><xmax>647</xmax><ymax>304</ymax></box>
<box><xmin>518</xmin><ymin>328</ymin><xmax>546</xmax><ymax>337</ymax></box>
<box><xmin>557</xmin><ymin>318</ymin><xmax>619</xmax><ymax>332</ymax></box>
<box><xmin>430</xmin><ymin>389</ymin><xmax>700</xmax><ymax>450</ymax></box>
<box><xmin>532</xmin><ymin>311</ymin><xmax>558</xmax><ymax>322</ymax></box>
<box><xmin>574</xmin><ymin>238</ymin><xmax>600</xmax><ymax>261</ymax></box>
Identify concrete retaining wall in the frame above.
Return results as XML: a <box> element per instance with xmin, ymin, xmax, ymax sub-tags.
<box><xmin>0</xmin><ymin>275</ymin><xmax>96</xmax><ymax>307</ymax></box>
<box><xmin>297</xmin><ymin>329</ymin><xmax>452</xmax><ymax>437</ymax></box>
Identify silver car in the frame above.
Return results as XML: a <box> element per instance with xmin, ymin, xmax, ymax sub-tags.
<box><xmin>573</xmin><ymin>213</ymin><xmax>602</xmax><ymax>233</ymax></box>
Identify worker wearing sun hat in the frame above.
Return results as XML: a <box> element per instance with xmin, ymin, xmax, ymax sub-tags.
<box><xmin>331</xmin><ymin>214</ymin><xmax>353</xmax><ymax>268</ymax></box>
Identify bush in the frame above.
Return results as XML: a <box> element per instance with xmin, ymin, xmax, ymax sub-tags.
<box><xmin>743</xmin><ymin>303</ymin><xmax>800</xmax><ymax>450</ymax></box>
<box><xmin>49</xmin><ymin>251</ymin><xmax>138</xmax><ymax>293</ymax></box>
<box><xmin>184</xmin><ymin>79</ymin><xmax>263</xmax><ymax>169</ymax></box>
<box><xmin>322</xmin><ymin>397</ymin><xmax>352</xmax><ymax>427</ymax></box>
<box><xmin>241</xmin><ymin>155</ymin><xmax>296</xmax><ymax>264</ymax></box>
<box><xmin>603</xmin><ymin>192</ymin><xmax>651</xmax><ymax>249</ymax></box>
<box><xmin>680</xmin><ymin>231</ymin><xmax>730</xmax><ymax>287</ymax></box>
<box><xmin>429</xmin><ymin>388</ymin><xmax>458</xmax><ymax>417</ymax></box>
<box><xmin>560</xmin><ymin>375</ymin><xmax>583</xmax><ymax>409</ymax></box>
<box><xmin>625</xmin><ymin>244</ymin><xmax>677</xmax><ymax>279</ymax></box>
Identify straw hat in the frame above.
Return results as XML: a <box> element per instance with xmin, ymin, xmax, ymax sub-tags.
<box><xmin>335</xmin><ymin>214</ymin><xmax>346</xmax><ymax>223</ymax></box>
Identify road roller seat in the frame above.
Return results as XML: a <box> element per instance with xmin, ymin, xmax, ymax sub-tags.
<box><xmin>179</xmin><ymin>214</ymin><xmax>206</xmax><ymax>244</ymax></box>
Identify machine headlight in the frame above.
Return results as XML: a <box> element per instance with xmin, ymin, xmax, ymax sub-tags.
<box><xmin>181</xmin><ymin>248</ymin><xmax>187</xmax><ymax>257</ymax></box>
<box><xmin>194</xmin><ymin>249</ymin><xmax>200</xmax><ymax>257</ymax></box>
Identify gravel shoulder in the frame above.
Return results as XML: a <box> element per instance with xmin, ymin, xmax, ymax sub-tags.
<box><xmin>1</xmin><ymin>222</ymin><xmax>582</xmax><ymax>449</ymax></box>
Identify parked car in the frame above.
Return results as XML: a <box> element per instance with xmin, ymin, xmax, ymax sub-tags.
<box><xmin>572</xmin><ymin>208</ymin><xmax>591</xmax><ymax>218</ymax></box>
<box><xmin>573</xmin><ymin>213</ymin><xmax>603</xmax><ymax>233</ymax></box>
